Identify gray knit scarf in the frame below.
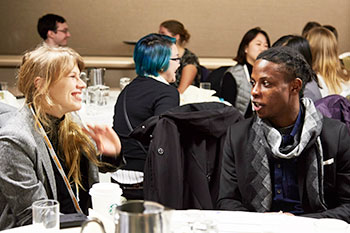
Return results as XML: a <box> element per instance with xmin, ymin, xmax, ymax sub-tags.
<box><xmin>249</xmin><ymin>98</ymin><xmax>327</xmax><ymax>212</ymax></box>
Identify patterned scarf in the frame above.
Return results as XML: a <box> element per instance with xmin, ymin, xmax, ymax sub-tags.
<box><xmin>249</xmin><ymin>98</ymin><xmax>327</xmax><ymax>212</ymax></box>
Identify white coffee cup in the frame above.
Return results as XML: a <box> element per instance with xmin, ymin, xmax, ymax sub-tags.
<box><xmin>89</xmin><ymin>183</ymin><xmax>122</xmax><ymax>217</ymax></box>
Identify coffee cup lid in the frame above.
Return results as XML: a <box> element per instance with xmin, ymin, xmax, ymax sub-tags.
<box><xmin>89</xmin><ymin>183</ymin><xmax>122</xmax><ymax>196</ymax></box>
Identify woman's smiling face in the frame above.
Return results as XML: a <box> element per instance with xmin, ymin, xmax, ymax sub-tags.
<box><xmin>47</xmin><ymin>65</ymin><xmax>86</xmax><ymax>117</ymax></box>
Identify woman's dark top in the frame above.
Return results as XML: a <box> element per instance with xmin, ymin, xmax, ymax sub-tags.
<box><xmin>46</xmin><ymin>116</ymin><xmax>90</xmax><ymax>215</ymax></box>
<box><xmin>113</xmin><ymin>76</ymin><xmax>179</xmax><ymax>172</ymax></box>
<box><xmin>173</xmin><ymin>48</ymin><xmax>201</xmax><ymax>88</ymax></box>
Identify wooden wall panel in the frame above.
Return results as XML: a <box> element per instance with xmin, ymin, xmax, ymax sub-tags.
<box><xmin>0</xmin><ymin>0</ymin><xmax>349</xmax><ymax>57</ymax></box>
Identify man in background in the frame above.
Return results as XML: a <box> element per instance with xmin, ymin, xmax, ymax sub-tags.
<box><xmin>37</xmin><ymin>13</ymin><xmax>71</xmax><ymax>47</ymax></box>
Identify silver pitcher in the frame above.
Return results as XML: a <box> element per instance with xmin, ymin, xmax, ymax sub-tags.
<box><xmin>81</xmin><ymin>200</ymin><xmax>168</xmax><ymax>233</ymax></box>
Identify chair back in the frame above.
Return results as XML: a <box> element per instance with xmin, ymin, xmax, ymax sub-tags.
<box><xmin>315</xmin><ymin>94</ymin><xmax>350</xmax><ymax>134</ymax></box>
<box><xmin>339</xmin><ymin>52</ymin><xmax>350</xmax><ymax>70</ymax></box>
<box><xmin>132</xmin><ymin>102</ymin><xmax>243</xmax><ymax>209</ymax></box>
<box><xmin>207</xmin><ymin>66</ymin><xmax>230</xmax><ymax>97</ymax></box>
<box><xmin>199</xmin><ymin>65</ymin><xmax>210</xmax><ymax>82</ymax></box>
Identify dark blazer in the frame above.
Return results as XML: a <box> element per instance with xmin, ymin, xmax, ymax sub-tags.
<box><xmin>133</xmin><ymin>102</ymin><xmax>243</xmax><ymax>209</ymax></box>
<box><xmin>217</xmin><ymin>116</ymin><xmax>350</xmax><ymax>223</ymax></box>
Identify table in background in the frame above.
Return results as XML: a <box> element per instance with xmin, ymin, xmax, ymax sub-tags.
<box><xmin>78</xmin><ymin>88</ymin><xmax>120</xmax><ymax>127</ymax></box>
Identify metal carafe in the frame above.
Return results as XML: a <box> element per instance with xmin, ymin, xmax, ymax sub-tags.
<box><xmin>87</xmin><ymin>68</ymin><xmax>106</xmax><ymax>86</ymax></box>
<box><xmin>80</xmin><ymin>200</ymin><xmax>167</xmax><ymax>233</ymax></box>
<box><xmin>115</xmin><ymin>200</ymin><xmax>164</xmax><ymax>233</ymax></box>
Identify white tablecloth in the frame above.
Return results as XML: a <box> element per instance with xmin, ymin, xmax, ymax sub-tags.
<box><xmin>3</xmin><ymin>210</ymin><xmax>349</xmax><ymax>233</ymax></box>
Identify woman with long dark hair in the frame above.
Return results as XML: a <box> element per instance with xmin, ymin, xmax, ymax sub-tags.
<box><xmin>221</xmin><ymin>27</ymin><xmax>270</xmax><ymax>117</ymax></box>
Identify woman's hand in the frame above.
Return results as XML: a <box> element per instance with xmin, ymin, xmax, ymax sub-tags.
<box><xmin>83</xmin><ymin>124</ymin><xmax>121</xmax><ymax>157</ymax></box>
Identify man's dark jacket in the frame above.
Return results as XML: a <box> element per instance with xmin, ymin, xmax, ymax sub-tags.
<box><xmin>132</xmin><ymin>102</ymin><xmax>243</xmax><ymax>209</ymax></box>
<box><xmin>217</xmin><ymin>116</ymin><xmax>350</xmax><ymax>223</ymax></box>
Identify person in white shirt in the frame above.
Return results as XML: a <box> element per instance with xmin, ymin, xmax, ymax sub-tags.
<box><xmin>37</xmin><ymin>13</ymin><xmax>71</xmax><ymax>47</ymax></box>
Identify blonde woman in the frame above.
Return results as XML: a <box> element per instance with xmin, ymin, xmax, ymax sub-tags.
<box><xmin>0</xmin><ymin>46</ymin><xmax>123</xmax><ymax>229</ymax></box>
<box><xmin>307</xmin><ymin>27</ymin><xmax>350</xmax><ymax>97</ymax></box>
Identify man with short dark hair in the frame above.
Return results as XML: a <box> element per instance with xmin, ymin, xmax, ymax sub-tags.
<box><xmin>217</xmin><ymin>46</ymin><xmax>350</xmax><ymax>223</ymax></box>
<box><xmin>37</xmin><ymin>13</ymin><xmax>71</xmax><ymax>47</ymax></box>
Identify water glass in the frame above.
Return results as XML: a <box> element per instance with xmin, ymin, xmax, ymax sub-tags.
<box><xmin>87</xmin><ymin>85</ymin><xmax>110</xmax><ymax>106</ymax></box>
<box><xmin>119</xmin><ymin>77</ymin><xmax>131</xmax><ymax>90</ymax></box>
<box><xmin>199</xmin><ymin>82</ymin><xmax>211</xmax><ymax>90</ymax></box>
<box><xmin>0</xmin><ymin>82</ymin><xmax>8</xmax><ymax>90</ymax></box>
<box><xmin>97</xmin><ymin>85</ymin><xmax>110</xmax><ymax>106</ymax></box>
<box><xmin>32</xmin><ymin>199</ymin><xmax>60</xmax><ymax>231</ymax></box>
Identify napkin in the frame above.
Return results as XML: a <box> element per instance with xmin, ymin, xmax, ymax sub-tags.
<box><xmin>180</xmin><ymin>85</ymin><xmax>231</xmax><ymax>106</ymax></box>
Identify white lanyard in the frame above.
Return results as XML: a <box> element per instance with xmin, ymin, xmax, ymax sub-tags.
<box><xmin>29</xmin><ymin>105</ymin><xmax>83</xmax><ymax>214</ymax></box>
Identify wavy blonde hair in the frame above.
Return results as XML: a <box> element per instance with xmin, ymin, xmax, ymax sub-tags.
<box><xmin>17</xmin><ymin>46</ymin><xmax>101</xmax><ymax>188</ymax></box>
<box><xmin>307</xmin><ymin>27</ymin><xmax>349</xmax><ymax>94</ymax></box>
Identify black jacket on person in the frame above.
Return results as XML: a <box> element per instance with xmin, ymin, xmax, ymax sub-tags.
<box><xmin>132</xmin><ymin>102</ymin><xmax>243</xmax><ymax>209</ymax></box>
<box><xmin>217</xmin><ymin>116</ymin><xmax>350</xmax><ymax>223</ymax></box>
<box><xmin>113</xmin><ymin>76</ymin><xmax>179</xmax><ymax>172</ymax></box>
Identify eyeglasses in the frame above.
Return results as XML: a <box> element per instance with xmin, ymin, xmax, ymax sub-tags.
<box><xmin>56</xmin><ymin>29</ymin><xmax>69</xmax><ymax>34</ymax></box>
<box><xmin>170</xmin><ymin>57</ymin><xmax>181</xmax><ymax>62</ymax></box>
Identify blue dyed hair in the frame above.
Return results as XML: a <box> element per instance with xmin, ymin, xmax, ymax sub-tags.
<box><xmin>133</xmin><ymin>33</ymin><xmax>176</xmax><ymax>77</ymax></box>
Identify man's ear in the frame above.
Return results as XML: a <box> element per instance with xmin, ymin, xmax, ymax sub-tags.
<box><xmin>291</xmin><ymin>78</ymin><xmax>302</xmax><ymax>93</ymax></box>
<box><xmin>34</xmin><ymin>76</ymin><xmax>44</xmax><ymax>89</ymax></box>
<box><xmin>47</xmin><ymin>30</ymin><xmax>55</xmax><ymax>39</ymax></box>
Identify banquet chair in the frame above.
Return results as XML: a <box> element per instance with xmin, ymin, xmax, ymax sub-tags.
<box><xmin>207</xmin><ymin>66</ymin><xmax>231</xmax><ymax>97</ymax></box>
<box><xmin>315</xmin><ymin>94</ymin><xmax>350</xmax><ymax>134</ymax></box>
<box><xmin>131</xmin><ymin>102</ymin><xmax>243</xmax><ymax>209</ymax></box>
<box><xmin>199</xmin><ymin>65</ymin><xmax>210</xmax><ymax>82</ymax></box>
<box><xmin>339</xmin><ymin>52</ymin><xmax>350</xmax><ymax>70</ymax></box>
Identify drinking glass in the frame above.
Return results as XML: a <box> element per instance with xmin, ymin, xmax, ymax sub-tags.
<box><xmin>0</xmin><ymin>82</ymin><xmax>8</xmax><ymax>90</ymax></box>
<box><xmin>199</xmin><ymin>82</ymin><xmax>211</xmax><ymax>90</ymax></box>
<box><xmin>32</xmin><ymin>200</ymin><xmax>60</xmax><ymax>231</ymax></box>
<box><xmin>120</xmin><ymin>77</ymin><xmax>131</xmax><ymax>90</ymax></box>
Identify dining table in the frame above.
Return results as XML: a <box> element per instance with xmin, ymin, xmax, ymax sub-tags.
<box><xmin>2</xmin><ymin>210</ymin><xmax>349</xmax><ymax>233</ymax></box>
<box><xmin>3</xmin><ymin>88</ymin><xmax>350</xmax><ymax>233</ymax></box>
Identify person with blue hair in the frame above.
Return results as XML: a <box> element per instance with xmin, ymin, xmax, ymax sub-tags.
<box><xmin>112</xmin><ymin>33</ymin><xmax>180</xmax><ymax>200</ymax></box>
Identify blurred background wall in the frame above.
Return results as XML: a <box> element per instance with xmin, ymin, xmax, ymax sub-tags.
<box><xmin>0</xmin><ymin>0</ymin><xmax>349</xmax><ymax>87</ymax></box>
